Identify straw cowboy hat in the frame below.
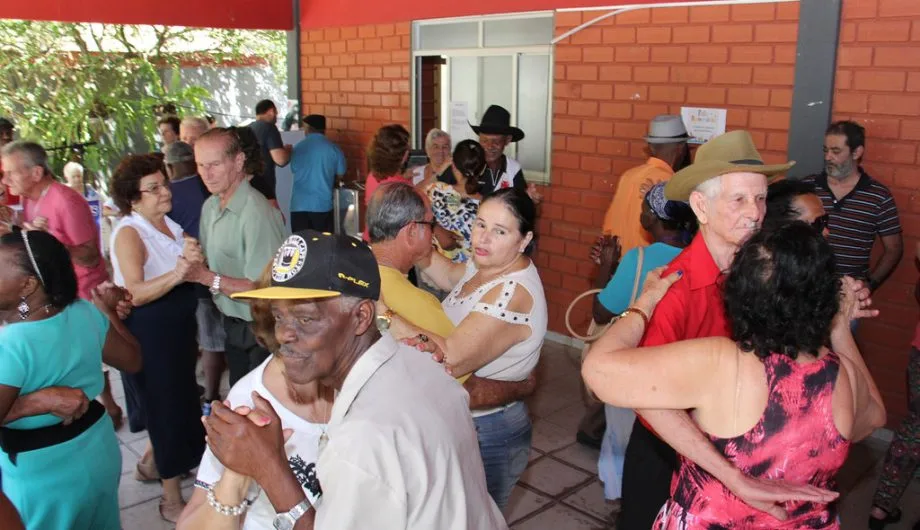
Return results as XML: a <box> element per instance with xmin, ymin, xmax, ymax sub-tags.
<box><xmin>664</xmin><ymin>130</ymin><xmax>795</xmax><ymax>201</ymax></box>
<box><xmin>470</xmin><ymin>105</ymin><xmax>525</xmax><ymax>142</ymax></box>
<box><xmin>644</xmin><ymin>115</ymin><xmax>689</xmax><ymax>144</ymax></box>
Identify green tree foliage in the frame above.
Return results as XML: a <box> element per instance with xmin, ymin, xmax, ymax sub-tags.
<box><xmin>0</xmin><ymin>21</ymin><xmax>286</xmax><ymax>186</ymax></box>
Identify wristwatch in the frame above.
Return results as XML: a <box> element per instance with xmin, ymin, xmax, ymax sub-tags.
<box><xmin>209</xmin><ymin>273</ymin><xmax>222</xmax><ymax>296</ymax></box>
<box><xmin>376</xmin><ymin>309</ymin><xmax>395</xmax><ymax>332</ymax></box>
<box><xmin>273</xmin><ymin>499</ymin><xmax>311</xmax><ymax>530</ymax></box>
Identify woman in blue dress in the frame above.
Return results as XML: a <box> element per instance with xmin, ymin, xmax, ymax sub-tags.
<box><xmin>0</xmin><ymin>229</ymin><xmax>141</xmax><ymax>529</ymax></box>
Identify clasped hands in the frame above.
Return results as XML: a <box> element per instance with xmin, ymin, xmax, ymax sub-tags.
<box><xmin>175</xmin><ymin>237</ymin><xmax>209</xmax><ymax>283</ymax></box>
<box><xmin>202</xmin><ymin>392</ymin><xmax>294</xmax><ymax>484</ymax></box>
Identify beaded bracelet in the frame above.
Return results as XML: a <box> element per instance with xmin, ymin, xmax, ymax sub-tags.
<box><xmin>206</xmin><ymin>484</ymin><xmax>255</xmax><ymax>517</ymax></box>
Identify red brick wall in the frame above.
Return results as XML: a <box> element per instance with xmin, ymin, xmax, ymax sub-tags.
<box><xmin>541</xmin><ymin>2</ymin><xmax>799</xmax><ymax>346</ymax></box>
<box><xmin>300</xmin><ymin>1</ymin><xmax>920</xmax><ymax>426</ymax></box>
<box><xmin>300</xmin><ymin>23</ymin><xmax>412</xmax><ymax>182</ymax></box>
<box><xmin>832</xmin><ymin>0</ymin><xmax>920</xmax><ymax>423</ymax></box>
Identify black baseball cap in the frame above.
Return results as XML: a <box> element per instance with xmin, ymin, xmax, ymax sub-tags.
<box><xmin>303</xmin><ymin>114</ymin><xmax>326</xmax><ymax>131</ymax></box>
<box><xmin>232</xmin><ymin>231</ymin><xmax>380</xmax><ymax>301</ymax></box>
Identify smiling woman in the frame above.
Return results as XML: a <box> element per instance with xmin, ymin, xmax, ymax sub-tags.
<box><xmin>108</xmin><ymin>154</ymin><xmax>206</xmax><ymax>522</ymax></box>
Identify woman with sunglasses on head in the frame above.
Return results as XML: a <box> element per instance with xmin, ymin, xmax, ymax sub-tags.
<box><xmin>0</xmin><ymin>229</ymin><xmax>140</xmax><ymax>530</ymax></box>
<box><xmin>109</xmin><ymin>154</ymin><xmax>206</xmax><ymax>522</ymax></box>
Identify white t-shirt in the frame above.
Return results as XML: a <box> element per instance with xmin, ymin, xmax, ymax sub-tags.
<box><xmin>195</xmin><ymin>356</ymin><xmax>327</xmax><ymax>530</ymax></box>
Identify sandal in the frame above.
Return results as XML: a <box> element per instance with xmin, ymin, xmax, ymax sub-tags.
<box><xmin>158</xmin><ymin>497</ymin><xmax>186</xmax><ymax>523</ymax></box>
<box><xmin>134</xmin><ymin>461</ymin><xmax>160</xmax><ymax>483</ymax></box>
<box><xmin>869</xmin><ymin>508</ymin><xmax>902</xmax><ymax>530</ymax></box>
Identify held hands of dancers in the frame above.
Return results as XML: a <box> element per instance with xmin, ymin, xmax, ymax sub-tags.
<box><xmin>92</xmin><ymin>281</ymin><xmax>133</xmax><ymax>319</ymax></box>
<box><xmin>202</xmin><ymin>392</ymin><xmax>294</xmax><ymax>483</ymax></box>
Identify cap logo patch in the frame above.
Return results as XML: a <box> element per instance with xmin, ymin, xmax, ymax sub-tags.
<box><xmin>273</xmin><ymin>235</ymin><xmax>308</xmax><ymax>283</ymax></box>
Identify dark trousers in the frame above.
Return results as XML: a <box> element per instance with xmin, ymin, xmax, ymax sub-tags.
<box><xmin>618</xmin><ymin>418</ymin><xmax>679</xmax><ymax>530</ymax></box>
<box><xmin>223</xmin><ymin>316</ymin><xmax>272</xmax><ymax>387</ymax></box>
<box><xmin>291</xmin><ymin>210</ymin><xmax>334</xmax><ymax>233</ymax></box>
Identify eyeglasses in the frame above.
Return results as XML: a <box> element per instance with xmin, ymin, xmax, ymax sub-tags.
<box><xmin>141</xmin><ymin>183</ymin><xmax>169</xmax><ymax>195</ymax></box>
<box><xmin>811</xmin><ymin>214</ymin><xmax>830</xmax><ymax>234</ymax></box>
<box><xmin>411</xmin><ymin>219</ymin><xmax>438</xmax><ymax>230</ymax></box>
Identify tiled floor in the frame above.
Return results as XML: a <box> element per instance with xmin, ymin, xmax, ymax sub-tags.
<box><xmin>112</xmin><ymin>341</ymin><xmax>920</xmax><ymax>529</ymax></box>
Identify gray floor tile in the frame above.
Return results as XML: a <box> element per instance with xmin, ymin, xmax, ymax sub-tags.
<box><xmin>520</xmin><ymin>457</ymin><xmax>592</xmax><ymax>497</ymax></box>
<box><xmin>561</xmin><ymin>480</ymin><xmax>614</xmax><ymax>522</ymax></box>
<box><xmin>119</xmin><ymin>497</ymin><xmax>174</xmax><ymax>530</ymax></box>
<box><xmin>120</xmin><ymin>443</ymin><xmax>139</xmax><ymax>475</ymax></box>
<box><xmin>118</xmin><ymin>473</ymin><xmax>162</xmax><ymax>509</ymax></box>
<box><xmin>543</xmin><ymin>401</ymin><xmax>588</xmax><ymax>432</ymax></box>
<box><xmin>505</xmin><ymin>485</ymin><xmax>554</xmax><ymax>526</ymax></box>
<box><xmin>551</xmin><ymin>442</ymin><xmax>600</xmax><ymax>474</ymax></box>
<box><xmin>512</xmin><ymin>503</ymin><xmax>606</xmax><ymax>530</ymax></box>
<box><xmin>531</xmin><ymin>419</ymin><xmax>575</xmax><ymax>453</ymax></box>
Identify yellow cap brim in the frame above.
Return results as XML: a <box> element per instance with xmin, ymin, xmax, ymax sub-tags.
<box><xmin>231</xmin><ymin>287</ymin><xmax>342</xmax><ymax>300</ymax></box>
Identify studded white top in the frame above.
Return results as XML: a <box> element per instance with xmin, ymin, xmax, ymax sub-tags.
<box><xmin>442</xmin><ymin>259</ymin><xmax>548</xmax><ymax>417</ymax></box>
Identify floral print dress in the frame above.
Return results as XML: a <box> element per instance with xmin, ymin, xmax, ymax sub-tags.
<box><xmin>654</xmin><ymin>352</ymin><xmax>850</xmax><ymax>530</ymax></box>
<box><xmin>426</xmin><ymin>181</ymin><xmax>480</xmax><ymax>264</ymax></box>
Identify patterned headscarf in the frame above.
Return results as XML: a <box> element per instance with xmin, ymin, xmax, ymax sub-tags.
<box><xmin>645</xmin><ymin>182</ymin><xmax>673</xmax><ymax>221</ymax></box>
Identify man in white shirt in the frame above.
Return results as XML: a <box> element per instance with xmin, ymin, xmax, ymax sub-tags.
<box><xmin>201</xmin><ymin>230</ymin><xmax>507</xmax><ymax>530</ymax></box>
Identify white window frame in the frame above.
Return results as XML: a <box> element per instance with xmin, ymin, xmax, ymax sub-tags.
<box><xmin>411</xmin><ymin>12</ymin><xmax>555</xmax><ymax>185</ymax></box>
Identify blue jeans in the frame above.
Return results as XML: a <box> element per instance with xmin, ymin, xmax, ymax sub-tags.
<box><xmin>598</xmin><ymin>405</ymin><xmax>635</xmax><ymax>500</ymax></box>
<box><xmin>473</xmin><ymin>401</ymin><xmax>532</xmax><ymax>511</ymax></box>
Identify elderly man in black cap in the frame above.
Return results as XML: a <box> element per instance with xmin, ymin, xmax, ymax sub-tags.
<box><xmin>471</xmin><ymin>105</ymin><xmax>541</xmax><ymax>203</ymax></box>
<box><xmin>289</xmin><ymin>115</ymin><xmax>347</xmax><ymax>233</ymax></box>
<box><xmin>197</xmin><ymin>231</ymin><xmax>507</xmax><ymax>530</ymax></box>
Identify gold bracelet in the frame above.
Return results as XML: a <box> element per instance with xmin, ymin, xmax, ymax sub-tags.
<box><xmin>619</xmin><ymin>307</ymin><xmax>649</xmax><ymax>329</ymax></box>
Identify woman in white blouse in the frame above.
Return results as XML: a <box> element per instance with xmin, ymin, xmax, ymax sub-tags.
<box><xmin>109</xmin><ymin>154</ymin><xmax>205</xmax><ymax>522</ymax></box>
<box><xmin>410</xmin><ymin>187</ymin><xmax>548</xmax><ymax>510</ymax></box>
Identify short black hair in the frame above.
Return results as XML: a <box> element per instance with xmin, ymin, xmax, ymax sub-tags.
<box><xmin>110</xmin><ymin>154</ymin><xmax>167</xmax><ymax>214</ymax></box>
<box><xmin>157</xmin><ymin>115</ymin><xmax>180</xmax><ymax>135</ymax></box>
<box><xmin>723</xmin><ymin>222</ymin><xmax>840</xmax><ymax>360</ymax></box>
<box><xmin>1</xmin><ymin>230</ymin><xmax>78</xmax><ymax>309</ymax></box>
<box><xmin>482</xmin><ymin>187</ymin><xmax>537</xmax><ymax>254</ymax></box>
<box><xmin>255</xmin><ymin>100</ymin><xmax>277</xmax><ymax>115</ymax></box>
<box><xmin>826</xmin><ymin>120</ymin><xmax>865</xmax><ymax>157</ymax></box>
<box><xmin>0</xmin><ymin>118</ymin><xmax>13</xmax><ymax>131</ymax></box>
<box><xmin>763</xmin><ymin>179</ymin><xmax>819</xmax><ymax>233</ymax></box>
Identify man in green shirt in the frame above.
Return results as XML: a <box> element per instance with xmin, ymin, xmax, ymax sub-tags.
<box><xmin>190</xmin><ymin>127</ymin><xmax>286</xmax><ymax>385</ymax></box>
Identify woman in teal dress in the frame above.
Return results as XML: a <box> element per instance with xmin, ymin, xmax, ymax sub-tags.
<box><xmin>0</xmin><ymin>229</ymin><xmax>141</xmax><ymax>530</ymax></box>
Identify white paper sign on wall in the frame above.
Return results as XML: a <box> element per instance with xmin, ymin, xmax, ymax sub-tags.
<box><xmin>680</xmin><ymin>107</ymin><xmax>728</xmax><ymax>144</ymax></box>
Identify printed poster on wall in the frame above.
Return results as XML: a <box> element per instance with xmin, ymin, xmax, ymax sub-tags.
<box><xmin>680</xmin><ymin>107</ymin><xmax>727</xmax><ymax>144</ymax></box>
<box><xmin>449</xmin><ymin>101</ymin><xmax>471</xmax><ymax>146</ymax></box>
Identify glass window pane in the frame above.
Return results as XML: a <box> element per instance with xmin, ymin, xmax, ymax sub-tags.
<box><xmin>447</xmin><ymin>56</ymin><xmax>514</xmax><ymax>148</ymax></box>
<box><xmin>516</xmin><ymin>54</ymin><xmax>550</xmax><ymax>174</ymax></box>
<box><xmin>417</xmin><ymin>22</ymin><xmax>479</xmax><ymax>50</ymax></box>
<box><xmin>483</xmin><ymin>16</ymin><xmax>554</xmax><ymax>47</ymax></box>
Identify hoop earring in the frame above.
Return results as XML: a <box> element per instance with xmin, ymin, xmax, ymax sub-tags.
<box><xmin>17</xmin><ymin>297</ymin><xmax>30</xmax><ymax>320</ymax></box>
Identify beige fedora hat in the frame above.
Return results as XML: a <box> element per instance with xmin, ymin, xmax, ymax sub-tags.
<box><xmin>664</xmin><ymin>130</ymin><xmax>795</xmax><ymax>201</ymax></box>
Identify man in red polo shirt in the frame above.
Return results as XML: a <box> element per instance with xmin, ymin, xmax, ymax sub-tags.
<box><xmin>617</xmin><ymin>131</ymin><xmax>874</xmax><ymax>529</ymax></box>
